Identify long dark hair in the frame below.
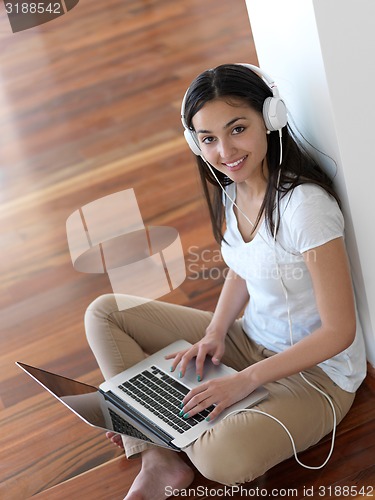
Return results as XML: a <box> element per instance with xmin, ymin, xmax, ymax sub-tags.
<box><xmin>183</xmin><ymin>64</ymin><xmax>340</xmax><ymax>243</ymax></box>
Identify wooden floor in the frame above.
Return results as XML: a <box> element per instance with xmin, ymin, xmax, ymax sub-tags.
<box><xmin>0</xmin><ymin>0</ymin><xmax>374</xmax><ymax>498</ymax></box>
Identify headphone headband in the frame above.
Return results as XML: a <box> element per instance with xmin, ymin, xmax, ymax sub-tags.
<box><xmin>236</xmin><ymin>63</ymin><xmax>279</xmax><ymax>97</ymax></box>
<box><xmin>181</xmin><ymin>63</ymin><xmax>288</xmax><ymax>156</ymax></box>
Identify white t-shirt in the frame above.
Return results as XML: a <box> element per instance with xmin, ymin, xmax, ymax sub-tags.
<box><xmin>221</xmin><ymin>182</ymin><xmax>367</xmax><ymax>392</ymax></box>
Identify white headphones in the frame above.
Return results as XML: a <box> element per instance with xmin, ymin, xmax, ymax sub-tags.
<box><xmin>180</xmin><ymin>63</ymin><xmax>288</xmax><ymax>157</ymax></box>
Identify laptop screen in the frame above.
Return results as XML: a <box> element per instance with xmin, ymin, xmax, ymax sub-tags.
<box><xmin>16</xmin><ymin>362</ymin><xmax>108</xmax><ymax>429</ymax></box>
<box><xmin>16</xmin><ymin>362</ymin><xmax>166</xmax><ymax>446</ymax></box>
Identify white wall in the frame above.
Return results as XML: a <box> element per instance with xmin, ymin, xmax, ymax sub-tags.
<box><xmin>245</xmin><ymin>0</ymin><xmax>375</xmax><ymax>368</ymax></box>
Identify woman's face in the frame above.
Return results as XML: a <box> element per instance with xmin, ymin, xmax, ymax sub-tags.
<box><xmin>191</xmin><ymin>97</ymin><xmax>269</xmax><ymax>184</ymax></box>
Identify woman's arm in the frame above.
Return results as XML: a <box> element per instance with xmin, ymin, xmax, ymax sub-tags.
<box><xmin>206</xmin><ymin>267</ymin><xmax>250</xmax><ymax>339</ymax></box>
<box><xmin>244</xmin><ymin>236</ymin><xmax>355</xmax><ymax>386</ymax></box>
<box><xmin>182</xmin><ymin>237</ymin><xmax>356</xmax><ymax>420</ymax></box>
<box><xmin>167</xmin><ymin>267</ymin><xmax>249</xmax><ymax>379</ymax></box>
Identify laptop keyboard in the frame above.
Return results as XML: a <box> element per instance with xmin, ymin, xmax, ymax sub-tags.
<box><xmin>118</xmin><ymin>365</ymin><xmax>214</xmax><ymax>434</ymax></box>
<box><xmin>109</xmin><ymin>408</ymin><xmax>153</xmax><ymax>442</ymax></box>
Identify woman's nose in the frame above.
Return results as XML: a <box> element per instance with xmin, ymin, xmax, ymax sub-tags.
<box><xmin>218</xmin><ymin>138</ymin><xmax>236</xmax><ymax>159</ymax></box>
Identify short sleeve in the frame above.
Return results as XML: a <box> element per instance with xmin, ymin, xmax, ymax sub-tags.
<box><xmin>287</xmin><ymin>185</ymin><xmax>344</xmax><ymax>254</ymax></box>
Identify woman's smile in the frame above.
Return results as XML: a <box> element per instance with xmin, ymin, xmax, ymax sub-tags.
<box><xmin>222</xmin><ymin>154</ymin><xmax>248</xmax><ymax>171</ymax></box>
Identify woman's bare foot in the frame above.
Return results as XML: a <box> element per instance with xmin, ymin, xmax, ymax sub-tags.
<box><xmin>125</xmin><ymin>447</ymin><xmax>194</xmax><ymax>500</ymax></box>
<box><xmin>106</xmin><ymin>431</ymin><xmax>124</xmax><ymax>449</ymax></box>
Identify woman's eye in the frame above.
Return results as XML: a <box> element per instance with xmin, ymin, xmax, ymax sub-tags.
<box><xmin>202</xmin><ymin>136</ymin><xmax>215</xmax><ymax>144</ymax></box>
<box><xmin>232</xmin><ymin>126</ymin><xmax>245</xmax><ymax>135</ymax></box>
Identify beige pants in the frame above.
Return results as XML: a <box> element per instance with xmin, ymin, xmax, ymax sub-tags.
<box><xmin>84</xmin><ymin>294</ymin><xmax>355</xmax><ymax>485</ymax></box>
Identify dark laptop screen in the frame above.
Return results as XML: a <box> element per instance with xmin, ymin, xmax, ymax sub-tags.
<box><xmin>16</xmin><ymin>362</ymin><xmax>108</xmax><ymax>429</ymax></box>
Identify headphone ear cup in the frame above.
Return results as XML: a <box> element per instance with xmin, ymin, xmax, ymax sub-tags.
<box><xmin>263</xmin><ymin>96</ymin><xmax>288</xmax><ymax>131</ymax></box>
<box><xmin>184</xmin><ymin>129</ymin><xmax>202</xmax><ymax>156</ymax></box>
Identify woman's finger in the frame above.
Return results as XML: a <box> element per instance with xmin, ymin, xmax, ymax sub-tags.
<box><xmin>204</xmin><ymin>403</ymin><xmax>224</xmax><ymax>422</ymax></box>
<box><xmin>165</xmin><ymin>349</ymin><xmax>188</xmax><ymax>372</ymax></box>
<box><xmin>195</xmin><ymin>346</ymin><xmax>209</xmax><ymax>382</ymax></box>
<box><xmin>181</xmin><ymin>389</ymin><xmax>213</xmax><ymax>418</ymax></box>
<box><xmin>178</xmin><ymin>346</ymin><xmax>199</xmax><ymax>377</ymax></box>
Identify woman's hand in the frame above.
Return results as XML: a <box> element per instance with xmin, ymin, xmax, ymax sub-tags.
<box><xmin>165</xmin><ymin>333</ymin><xmax>226</xmax><ymax>382</ymax></box>
<box><xmin>181</xmin><ymin>371</ymin><xmax>256</xmax><ymax>422</ymax></box>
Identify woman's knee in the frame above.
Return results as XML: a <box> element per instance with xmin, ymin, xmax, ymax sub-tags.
<box><xmin>84</xmin><ymin>294</ymin><xmax>119</xmax><ymax>343</ymax></box>
<box><xmin>189</xmin><ymin>443</ymin><xmax>259</xmax><ymax>485</ymax></box>
<box><xmin>186</xmin><ymin>421</ymin><xmax>268</xmax><ymax>485</ymax></box>
<box><xmin>85</xmin><ymin>293</ymin><xmax>118</xmax><ymax>318</ymax></box>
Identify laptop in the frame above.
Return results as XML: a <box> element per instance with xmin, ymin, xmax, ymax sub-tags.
<box><xmin>16</xmin><ymin>340</ymin><xmax>268</xmax><ymax>451</ymax></box>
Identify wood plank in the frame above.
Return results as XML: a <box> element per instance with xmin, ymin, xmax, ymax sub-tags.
<box><xmin>0</xmin><ymin>371</ymin><xmax>122</xmax><ymax>499</ymax></box>
<box><xmin>32</xmin><ymin>456</ymin><xmax>140</xmax><ymax>500</ymax></box>
<box><xmin>322</xmin><ymin>464</ymin><xmax>375</xmax><ymax>498</ymax></box>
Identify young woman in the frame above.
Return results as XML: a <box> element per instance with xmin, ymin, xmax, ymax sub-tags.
<box><xmin>85</xmin><ymin>64</ymin><xmax>367</xmax><ymax>499</ymax></box>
